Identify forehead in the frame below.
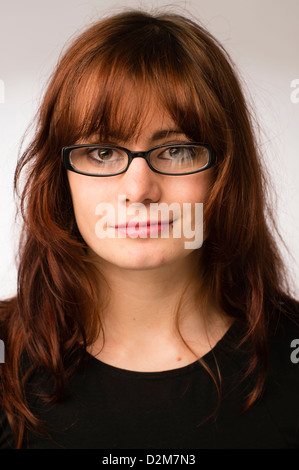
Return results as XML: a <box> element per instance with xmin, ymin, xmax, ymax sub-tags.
<box><xmin>82</xmin><ymin>105</ymin><xmax>186</xmax><ymax>145</ymax></box>
<box><xmin>61</xmin><ymin>63</ymin><xmax>205</xmax><ymax>148</ymax></box>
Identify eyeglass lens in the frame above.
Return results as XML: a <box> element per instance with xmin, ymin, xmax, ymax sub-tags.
<box><xmin>69</xmin><ymin>145</ymin><xmax>210</xmax><ymax>175</ymax></box>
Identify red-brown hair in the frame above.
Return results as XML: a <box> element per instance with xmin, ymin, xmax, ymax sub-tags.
<box><xmin>0</xmin><ymin>9</ymin><xmax>297</xmax><ymax>448</ymax></box>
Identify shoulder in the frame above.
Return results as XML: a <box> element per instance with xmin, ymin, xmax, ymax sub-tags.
<box><xmin>268</xmin><ymin>296</ymin><xmax>299</xmax><ymax>355</ymax></box>
<box><xmin>0</xmin><ymin>406</ymin><xmax>15</xmax><ymax>449</ymax></box>
<box><xmin>260</xmin><ymin>297</ymin><xmax>299</xmax><ymax>447</ymax></box>
<box><xmin>265</xmin><ymin>296</ymin><xmax>299</xmax><ymax>374</ymax></box>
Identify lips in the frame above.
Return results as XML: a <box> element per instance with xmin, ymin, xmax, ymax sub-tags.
<box><xmin>114</xmin><ymin>220</ymin><xmax>174</xmax><ymax>238</ymax></box>
<box><xmin>115</xmin><ymin>220</ymin><xmax>173</xmax><ymax>229</ymax></box>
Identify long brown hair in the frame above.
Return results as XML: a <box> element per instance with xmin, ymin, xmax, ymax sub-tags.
<box><xmin>0</xmin><ymin>9</ymin><xmax>297</xmax><ymax>448</ymax></box>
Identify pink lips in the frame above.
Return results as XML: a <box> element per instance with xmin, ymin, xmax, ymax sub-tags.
<box><xmin>115</xmin><ymin>220</ymin><xmax>173</xmax><ymax>237</ymax></box>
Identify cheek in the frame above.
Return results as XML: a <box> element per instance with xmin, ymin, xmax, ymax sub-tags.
<box><xmin>178</xmin><ymin>173</ymin><xmax>212</xmax><ymax>242</ymax></box>
<box><xmin>176</xmin><ymin>171</ymin><xmax>212</xmax><ymax>204</ymax></box>
<box><xmin>67</xmin><ymin>173</ymin><xmax>110</xmax><ymax>233</ymax></box>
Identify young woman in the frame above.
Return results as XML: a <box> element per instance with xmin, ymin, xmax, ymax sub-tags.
<box><xmin>0</xmin><ymin>10</ymin><xmax>299</xmax><ymax>449</ymax></box>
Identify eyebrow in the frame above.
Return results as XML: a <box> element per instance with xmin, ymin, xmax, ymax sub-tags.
<box><xmin>150</xmin><ymin>130</ymin><xmax>185</xmax><ymax>141</ymax></box>
<box><xmin>90</xmin><ymin>129</ymin><xmax>186</xmax><ymax>145</ymax></box>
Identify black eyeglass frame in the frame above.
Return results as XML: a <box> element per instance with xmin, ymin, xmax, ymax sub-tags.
<box><xmin>61</xmin><ymin>142</ymin><xmax>216</xmax><ymax>177</ymax></box>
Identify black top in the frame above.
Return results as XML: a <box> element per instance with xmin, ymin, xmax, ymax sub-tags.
<box><xmin>1</xmin><ymin>311</ymin><xmax>299</xmax><ymax>449</ymax></box>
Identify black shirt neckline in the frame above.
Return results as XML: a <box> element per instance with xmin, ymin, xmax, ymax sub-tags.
<box><xmin>86</xmin><ymin>317</ymin><xmax>244</xmax><ymax>378</ymax></box>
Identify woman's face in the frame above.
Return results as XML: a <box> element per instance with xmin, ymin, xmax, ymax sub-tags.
<box><xmin>67</xmin><ymin>107</ymin><xmax>213</xmax><ymax>271</ymax></box>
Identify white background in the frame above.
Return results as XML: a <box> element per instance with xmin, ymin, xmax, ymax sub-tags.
<box><xmin>0</xmin><ymin>0</ymin><xmax>298</xmax><ymax>299</ymax></box>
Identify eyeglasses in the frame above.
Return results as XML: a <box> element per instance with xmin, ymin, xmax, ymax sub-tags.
<box><xmin>62</xmin><ymin>143</ymin><xmax>216</xmax><ymax>177</ymax></box>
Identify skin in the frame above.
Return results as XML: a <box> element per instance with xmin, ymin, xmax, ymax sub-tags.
<box><xmin>67</xmin><ymin>107</ymin><xmax>232</xmax><ymax>371</ymax></box>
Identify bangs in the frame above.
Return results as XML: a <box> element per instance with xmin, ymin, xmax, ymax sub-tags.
<box><xmin>53</xmin><ymin>14</ymin><xmax>230</xmax><ymax>154</ymax></box>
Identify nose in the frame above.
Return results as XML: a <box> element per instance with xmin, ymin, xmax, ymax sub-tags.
<box><xmin>118</xmin><ymin>154</ymin><xmax>161</xmax><ymax>205</ymax></box>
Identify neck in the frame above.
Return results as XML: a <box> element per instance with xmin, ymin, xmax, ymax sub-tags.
<box><xmin>88</xmin><ymin>251</ymin><xmax>231</xmax><ymax>371</ymax></box>
<box><xmin>95</xmin><ymin>250</ymin><xmax>199</xmax><ymax>329</ymax></box>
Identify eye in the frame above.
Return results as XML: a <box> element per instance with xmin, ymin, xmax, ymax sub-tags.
<box><xmin>88</xmin><ymin>148</ymin><xmax>115</xmax><ymax>161</ymax></box>
<box><xmin>160</xmin><ymin>146</ymin><xmax>195</xmax><ymax>160</ymax></box>
<box><xmin>86</xmin><ymin>147</ymin><xmax>125</xmax><ymax>164</ymax></box>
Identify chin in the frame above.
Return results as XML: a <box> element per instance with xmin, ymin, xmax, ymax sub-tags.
<box><xmin>106</xmin><ymin>253</ymin><xmax>170</xmax><ymax>270</ymax></box>
<box><xmin>86</xmin><ymin>237</ymin><xmax>187</xmax><ymax>270</ymax></box>
<box><xmin>94</xmin><ymin>247</ymin><xmax>176</xmax><ymax>270</ymax></box>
